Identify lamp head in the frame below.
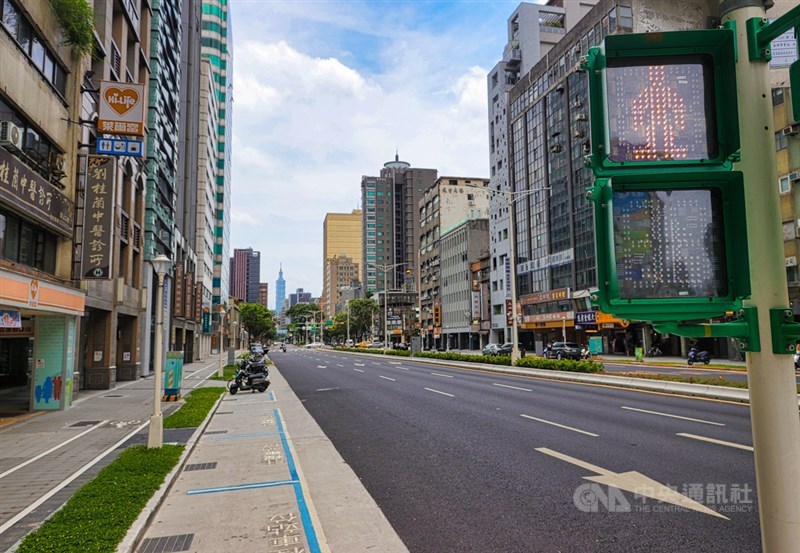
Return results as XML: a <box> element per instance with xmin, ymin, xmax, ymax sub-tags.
<box><xmin>151</xmin><ymin>254</ymin><xmax>172</xmax><ymax>278</ymax></box>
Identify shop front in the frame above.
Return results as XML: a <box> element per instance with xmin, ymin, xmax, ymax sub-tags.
<box><xmin>0</xmin><ymin>269</ymin><xmax>85</xmax><ymax>412</ymax></box>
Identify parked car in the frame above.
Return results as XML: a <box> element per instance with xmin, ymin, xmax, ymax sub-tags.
<box><xmin>546</xmin><ymin>342</ymin><xmax>583</xmax><ymax>360</ymax></box>
<box><xmin>305</xmin><ymin>342</ymin><xmax>323</xmax><ymax>349</ymax></box>
<box><xmin>482</xmin><ymin>343</ymin><xmax>500</xmax><ymax>356</ymax></box>
<box><xmin>345</xmin><ymin>339</ymin><xmax>355</xmax><ymax>348</ymax></box>
<box><xmin>367</xmin><ymin>341</ymin><xmax>384</xmax><ymax>349</ymax></box>
<box><xmin>495</xmin><ymin>343</ymin><xmax>514</xmax><ymax>356</ymax></box>
<box><xmin>393</xmin><ymin>342</ymin><xmax>409</xmax><ymax>351</ymax></box>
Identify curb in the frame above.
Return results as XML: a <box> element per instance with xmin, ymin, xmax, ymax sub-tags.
<box><xmin>331</xmin><ymin>349</ymin><xmax>800</xmax><ymax>406</ymax></box>
<box><xmin>117</xmin><ymin>391</ymin><xmax>226</xmax><ymax>553</ymax></box>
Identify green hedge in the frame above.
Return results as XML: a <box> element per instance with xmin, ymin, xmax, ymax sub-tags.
<box><xmin>163</xmin><ymin>387</ymin><xmax>225</xmax><ymax>429</ymax></box>
<box><xmin>333</xmin><ymin>347</ymin><xmax>410</xmax><ymax>357</ymax></box>
<box><xmin>515</xmin><ymin>357</ymin><xmax>603</xmax><ymax>373</ymax></box>
<box><xmin>415</xmin><ymin>351</ymin><xmax>512</xmax><ymax>365</ymax></box>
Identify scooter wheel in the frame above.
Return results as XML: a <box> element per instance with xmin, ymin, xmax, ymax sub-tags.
<box><xmin>704</xmin><ymin>359</ymin><xmax>710</xmax><ymax>365</ymax></box>
<box><xmin>687</xmin><ymin>359</ymin><xmax>693</xmax><ymax>365</ymax></box>
<box><xmin>258</xmin><ymin>383</ymin><xmax>267</xmax><ymax>393</ymax></box>
<box><xmin>228</xmin><ymin>384</ymin><xmax>238</xmax><ymax>395</ymax></box>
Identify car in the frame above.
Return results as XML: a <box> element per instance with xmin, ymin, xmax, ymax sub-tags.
<box><xmin>546</xmin><ymin>341</ymin><xmax>583</xmax><ymax>360</ymax></box>
<box><xmin>393</xmin><ymin>342</ymin><xmax>409</xmax><ymax>351</ymax></box>
<box><xmin>345</xmin><ymin>339</ymin><xmax>355</xmax><ymax>348</ymax></box>
<box><xmin>304</xmin><ymin>342</ymin><xmax>324</xmax><ymax>349</ymax></box>
<box><xmin>356</xmin><ymin>340</ymin><xmax>371</xmax><ymax>348</ymax></box>
<box><xmin>367</xmin><ymin>341</ymin><xmax>384</xmax><ymax>349</ymax></box>
<box><xmin>495</xmin><ymin>343</ymin><xmax>514</xmax><ymax>356</ymax></box>
<box><xmin>482</xmin><ymin>343</ymin><xmax>500</xmax><ymax>356</ymax></box>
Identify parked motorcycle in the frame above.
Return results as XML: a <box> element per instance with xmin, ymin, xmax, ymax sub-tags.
<box><xmin>227</xmin><ymin>358</ymin><xmax>269</xmax><ymax>394</ymax></box>
<box><xmin>687</xmin><ymin>347</ymin><xmax>711</xmax><ymax>365</ymax></box>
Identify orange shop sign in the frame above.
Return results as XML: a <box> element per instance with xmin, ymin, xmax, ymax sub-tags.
<box><xmin>0</xmin><ymin>270</ymin><xmax>85</xmax><ymax>316</ymax></box>
<box><xmin>97</xmin><ymin>81</ymin><xmax>145</xmax><ymax>136</ymax></box>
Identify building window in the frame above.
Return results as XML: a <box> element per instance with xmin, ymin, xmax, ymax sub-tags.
<box><xmin>779</xmin><ymin>176</ymin><xmax>790</xmax><ymax>193</ymax></box>
<box><xmin>618</xmin><ymin>6</ymin><xmax>633</xmax><ymax>29</ymax></box>
<box><xmin>0</xmin><ymin>209</ymin><xmax>57</xmax><ymax>273</ymax></box>
<box><xmin>772</xmin><ymin>88</ymin><xmax>784</xmax><ymax>106</ymax></box>
<box><xmin>776</xmin><ymin>132</ymin><xmax>788</xmax><ymax>150</ymax></box>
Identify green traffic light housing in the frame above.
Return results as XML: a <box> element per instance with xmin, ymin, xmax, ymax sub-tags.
<box><xmin>587</xmin><ymin>171</ymin><xmax>750</xmax><ymax>322</ymax></box>
<box><xmin>584</xmin><ymin>29</ymin><xmax>740</xmax><ymax>177</ymax></box>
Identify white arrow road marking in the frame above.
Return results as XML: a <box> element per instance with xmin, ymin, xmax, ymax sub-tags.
<box><xmin>431</xmin><ymin>372</ymin><xmax>453</xmax><ymax>378</ymax></box>
<box><xmin>621</xmin><ymin>406</ymin><xmax>725</xmax><ymax>426</ymax></box>
<box><xmin>353</xmin><ymin>368</ymin><xmax>365</xmax><ymax>373</ymax></box>
<box><xmin>424</xmin><ymin>387</ymin><xmax>454</xmax><ymax>397</ymax></box>
<box><xmin>379</xmin><ymin>376</ymin><xmax>396</xmax><ymax>381</ymax></box>
<box><xmin>493</xmin><ymin>383</ymin><xmax>532</xmax><ymax>392</ymax></box>
<box><xmin>677</xmin><ymin>433</ymin><xmax>753</xmax><ymax>451</ymax></box>
<box><xmin>536</xmin><ymin>447</ymin><xmax>728</xmax><ymax>519</ymax></box>
<box><xmin>520</xmin><ymin>414</ymin><xmax>598</xmax><ymax>437</ymax></box>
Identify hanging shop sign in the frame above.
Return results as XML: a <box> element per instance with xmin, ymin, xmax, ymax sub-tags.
<box><xmin>81</xmin><ymin>156</ymin><xmax>116</xmax><ymax>279</ymax></box>
<box><xmin>98</xmin><ymin>81</ymin><xmax>146</xmax><ymax>136</ymax></box>
<box><xmin>0</xmin><ymin>149</ymin><xmax>74</xmax><ymax>236</ymax></box>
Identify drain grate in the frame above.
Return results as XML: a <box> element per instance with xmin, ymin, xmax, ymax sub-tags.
<box><xmin>184</xmin><ymin>462</ymin><xmax>218</xmax><ymax>472</ymax></box>
<box><xmin>104</xmin><ymin>394</ymin><xmax>123</xmax><ymax>398</ymax></box>
<box><xmin>205</xmin><ymin>430</ymin><xmax>228</xmax><ymax>435</ymax></box>
<box><xmin>216</xmin><ymin>411</ymin><xmax>233</xmax><ymax>415</ymax></box>
<box><xmin>138</xmin><ymin>534</ymin><xmax>194</xmax><ymax>553</ymax></box>
<box><xmin>70</xmin><ymin>420</ymin><xmax>101</xmax><ymax>427</ymax></box>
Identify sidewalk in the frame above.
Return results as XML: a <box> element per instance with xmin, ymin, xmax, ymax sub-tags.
<box><xmin>122</xmin><ymin>360</ymin><xmax>407</xmax><ymax>553</ymax></box>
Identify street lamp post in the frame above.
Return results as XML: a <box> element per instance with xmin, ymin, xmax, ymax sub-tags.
<box><xmin>148</xmin><ymin>254</ymin><xmax>172</xmax><ymax>449</ymax></box>
<box><xmin>369</xmin><ymin>262</ymin><xmax>410</xmax><ymax>354</ymax></box>
<box><xmin>489</xmin><ymin>187</ymin><xmax>550</xmax><ymax>363</ymax></box>
<box><xmin>216</xmin><ymin>306</ymin><xmax>226</xmax><ymax>377</ymax></box>
<box><xmin>346</xmin><ymin>300</ymin><xmax>351</xmax><ymax>344</ymax></box>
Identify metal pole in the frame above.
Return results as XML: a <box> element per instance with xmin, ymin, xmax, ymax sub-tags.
<box><xmin>347</xmin><ymin>301</ymin><xmax>350</xmax><ymax>344</ymax></box>
<box><xmin>722</xmin><ymin>3</ymin><xmax>800</xmax><ymax>549</ymax></box>
<box><xmin>147</xmin><ymin>272</ymin><xmax>165</xmax><ymax>449</ymax></box>
<box><xmin>216</xmin><ymin>309</ymin><xmax>225</xmax><ymax>377</ymax></box>
<box><xmin>384</xmin><ymin>266</ymin><xmax>388</xmax><ymax>353</ymax></box>
<box><xmin>508</xmin><ymin>192</ymin><xmax>521</xmax><ymax>363</ymax></box>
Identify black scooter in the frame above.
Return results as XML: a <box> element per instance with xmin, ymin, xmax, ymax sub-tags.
<box><xmin>687</xmin><ymin>347</ymin><xmax>711</xmax><ymax>365</ymax></box>
<box><xmin>227</xmin><ymin>358</ymin><xmax>269</xmax><ymax>394</ymax></box>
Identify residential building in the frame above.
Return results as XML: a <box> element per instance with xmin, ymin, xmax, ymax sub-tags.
<box><xmin>419</xmin><ymin>177</ymin><xmax>490</xmax><ymax>349</ymax></box>
<box><xmin>275</xmin><ymin>263</ymin><xmax>286</xmax><ymax>312</ymax></box>
<box><xmin>361</xmin><ymin>153</ymin><xmax>437</xmax><ymax>295</ymax></box>
<box><xmin>440</xmin><ymin>219</ymin><xmax>490</xmax><ymax>350</ymax></box>
<box><xmin>487</xmin><ymin>0</ymin><xmax>599</xmax><ymax>346</ymax></box>
<box><xmin>470</xmin><ymin>255</ymin><xmax>492</xmax><ymax>348</ymax></box>
<box><xmin>324</xmin><ymin>253</ymin><xmax>360</xmax><ymax>316</ymax></box>
<box><xmin>498</xmin><ymin>0</ymin><xmax>730</xmax><ymax>356</ymax></box>
<box><xmin>258</xmin><ymin>282</ymin><xmax>269</xmax><ymax>307</ymax></box>
<box><xmin>194</xmin><ymin>58</ymin><xmax>219</xmax><ymax>359</ymax></box>
<box><xmin>230</xmin><ymin>247</ymin><xmax>260</xmax><ymax>303</ymax></box>
<box><xmin>201</xmin><ymin>0</ymin><xmax>233</xmax><ymax>335</ymax></box>
<box><xmin>336</xmin><ymin>284</ymin><xmax>364</xmax><ymax>314</ymax></box>
<box><xmin>78</xmin><ymin>0</ymin><xmax>152</xmax><ymax>388</ymax></box>
<box><xmin>0</xmin><ymin>0</ymin><xmax>87</xmax><ymax>409</ymax></box>
<box><xmin>322</xmin><ymin>210</ymin><xmax>362</xmax><ymax>315</ymax></box>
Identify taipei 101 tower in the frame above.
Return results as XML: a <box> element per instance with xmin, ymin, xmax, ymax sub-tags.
<box><xmin>275</xmin><ymin>264</ymin><xmax>286</xmax><ymax>312</ymax></box>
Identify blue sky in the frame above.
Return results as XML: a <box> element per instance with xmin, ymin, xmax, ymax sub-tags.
<box><xmin>229</xmin><ymin>0</ymin><xmax>533</xmax><ymax>308</ymax></box>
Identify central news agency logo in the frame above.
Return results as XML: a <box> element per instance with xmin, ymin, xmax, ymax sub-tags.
<box><xmin>573</xmin><ymin>483</ymin><xmax>754</xmax><ymax>514</ymax></box>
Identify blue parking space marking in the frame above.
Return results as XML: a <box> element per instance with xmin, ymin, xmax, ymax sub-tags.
<box><xmin>274</xmin><ymin>408</ymin><xmax>321</xmax><ymax>553</ymax></box>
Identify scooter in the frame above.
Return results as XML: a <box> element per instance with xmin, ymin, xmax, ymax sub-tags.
<box><xmin>227</xmin><ymin>359</ymin><xmax>269</xmax><ymax>394</ymax></box>
<box><xmin>687</xmin><ymin>347</ymin><xmax>711</xmax><ymax>365</ymax></box>
<box><xmin>580</xmin><ymin>346</ymin><xmax>591</xmax><ymax>360</ymax></box>
<box><xmin>280</xmin><ymin>345</ymin><xmax>287</xmax><ymax>352</ymax></box>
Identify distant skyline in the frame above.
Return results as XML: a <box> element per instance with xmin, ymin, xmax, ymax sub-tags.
<box><xmin>229</xmin><ymin>1</ymin><xmax>527</xmax><ymax>295</ymax></box>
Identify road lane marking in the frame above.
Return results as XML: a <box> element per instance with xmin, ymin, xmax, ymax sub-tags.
<box><xmin>379</xmin><ymin>376</ymin><xmax>396</xmax><ymax>382</ymax></box>
<box><xmin>430</xmin><ymin>372</ymin><xmax>453</xmax><ymax>378</ymax></box>
<box><xmin>336</xmin><ymin>364</ymin><xmax>344</xmax><ymax>367</ymax></box>
<box><xmin>371</xmin><ymin>362</ymin><xmax>382</xmax><ymax>366</ymax></box>
<box><xmin>395</xmin><ymin>366</ymin><xmax>410</xmax><ymax>370</ymax></box>
<box><xmin>389</xmin><ymin>361</ymin><xmax>402</xmax><ymax>365</ymax></box>
<box><xmin>317</xmin><ymin>365</ymin><xmax>327</xmax><ymax>368</ymax></box>
<box><xmin>187</xmin><ymin>361</ymin><xmax>218</xmax><ymax>378</ymax></box>
<box><xmin>353</xmin><ymin>368</ymin><xmax>365</xmax><ymax>373</ymax></box>
<box><xmin>0</xmin><ymin>420</ymin><xmax>109</xmax><ymax>479</ymax></box>
<box><xmin>354</xmin><ymin>363</ymin><xmax>365</xmax><ymax>366</ymax></box>
<box><xmin>621</xmin><ymin>406</ymin><xmax>725</xmax><ymax>426</ymax></box>
<box><xmin>535</xmin><ymin>447</ymin><xmax>728</xmax><ymax>519</ymax></box>
<box><xmin>676</xmin><ymin>433</ymin><xmax>753</xmax><ymax>451</ymax></box>
<box><xmin>424</xmin><ymin>387</ymin><xmax>454</xmax><ymax>397</ymax></box>
<box><xmin>493</xmin><ymin>383</ymin><xmax>532</xmax><ymax>392</ymax></box>
<box><xmin>520</xmin><ymin>414</ymin><xmax>598</xmax><ymax>437</ymax></box>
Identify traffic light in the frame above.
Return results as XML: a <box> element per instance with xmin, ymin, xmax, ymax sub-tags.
<box><xmin>584</xmin><ymin>29</ymin><xmax>750</xmax><ymax>322</ymax></box>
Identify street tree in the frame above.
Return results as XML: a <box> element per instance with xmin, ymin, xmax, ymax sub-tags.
<box><xmin>347</xmin><ymin>298</ymin><xmax>379</xmax><ymax>340</ymax></box>
<box><xmin>239</xmin><ymin>303</ymin><xmax>277</xmax><ymax>344</ymax></box>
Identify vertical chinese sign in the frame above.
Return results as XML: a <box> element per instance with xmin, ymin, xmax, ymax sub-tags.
<box><xmin>82</xmin><ymin>156</ymin><xmax>115</xmax><ymax>279</ymax></box>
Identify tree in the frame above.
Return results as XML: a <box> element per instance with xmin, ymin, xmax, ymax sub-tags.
<box><xmin>239</xmin><ymin>303</ymin><xmax>277</xmax><ymax>344</ymax></box>
<box><xmin>347</xmin><ymin>298</ymin><xmax>379</xmax><ymax>340</ymax></box>
<box><xmin>285</xmin><ymin>302</ymin><xmax>323</xmax><ymax>322</ymax></box>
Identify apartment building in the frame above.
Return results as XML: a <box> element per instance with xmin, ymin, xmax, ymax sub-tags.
<box><xmin>322</xmin><ymin>210</ymin><xmax>361</xmax><ymax>315</ymax></box>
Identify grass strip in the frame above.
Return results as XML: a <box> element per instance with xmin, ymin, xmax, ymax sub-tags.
<box><xmin>16</xmin><ymin>445</ymin><xmax>184</xmax><ymax>553</ymax></box>
<box><xmin>601</xmin><ymin>358</ymin><xmax>746</xmax><ymax>370</ymax></box>
<box><xmin>209</xmin><ymin>364</ymin><xmax>238</xmax><ymax>380</ymax></box>
<box><xmin>163</xmin><ymin>386</ymin><xmax>225</xmax><ymax>429</ymax></box>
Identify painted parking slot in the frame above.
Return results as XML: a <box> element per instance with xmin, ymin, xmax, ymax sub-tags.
<box><xmin>621</xmin><ymin>406</ymin><xmax>725</xmax><ymax>426</ymax></box>
<box><xmin>520</xmin><ymin>414</ymin><xmax>599</xmax><ymax>437</ymax></box>
<box><xmin>676</xmin><ymin>432</ymin><xmax>753</xmax><ymax>451</ymax></box>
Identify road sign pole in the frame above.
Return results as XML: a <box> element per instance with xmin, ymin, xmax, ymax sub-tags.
<box><xmin>723</xmin><ymin>3</ymin><xmax>800</xmax><ymax>549</ymax></box>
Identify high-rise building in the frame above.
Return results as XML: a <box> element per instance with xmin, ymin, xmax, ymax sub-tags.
<box><xmin>487</xmin><ymin>0</ymin><xmax>599</xmax><ymax>345</ymax></box>
<box><xmin>289</xmin><ymin>288</ymin><xmax>312</xmax><ymax>307</ymax></box>
<box><xmin>201</xmin><ymin>0</ymin><xmax>233</xmax><ymax>325</ymax></box>
<box><xmin>275</xmin><ymin>264</ymin><xmax>286</xmax><ymax>312</ymax></box>
<box><xmin>419</xmin><ymin>177</ymin><xmax>490</xmax><ymax>349</ymax></box>
<box><xmin>322</xmin><ymin>210</ymin><xmax>362</xmax><ymax>315</ymax></box>
<box><xmin>361</xmin><ymin>154</ymin><xmax>437</xmax><ymax>295</ymax></box>
<box><xmin>258</xmin><ymin>283</ymin><xmax>269</xmax><ymax>307</ymax></box>
<box><xmin>324</xmin><ymin>254</ymin><xmax>360</xmax><ymax>315</ymax></box>
<box><xmin>230</xmin><ymin>248</ymin><xmax>260</xmax><ymax>303</ymax></box>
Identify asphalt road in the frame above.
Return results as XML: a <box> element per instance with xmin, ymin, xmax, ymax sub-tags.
<box><xmin>271</xmin><ymin>347</ymin><xmax>762</xmax><ymax>552</ymax></box>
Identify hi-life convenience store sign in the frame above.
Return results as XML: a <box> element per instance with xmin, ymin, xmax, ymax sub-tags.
<box><xmin>97</xmin><ymin>81</ymin><xmax>145</xmax><ymax>135</ymax></box>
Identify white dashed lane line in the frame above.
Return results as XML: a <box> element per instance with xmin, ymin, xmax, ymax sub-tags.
<box><xmin>430</xmin><ymin>372</ymin><xmax>453</xmax><ymax>378</ymax></box>
<box><xmin>424</xmin><ymin>387</ymin><xmax>454</xmax><ymax>398</ymax></box>
<box><xmin>621</xmin><ymin>406</ymin><xmax>725</xmax><ymax>426</ymax></box>
<box><xmin>676</xmin><ymin>433</ymin><xmax>753</xmax><ymax>451</ymax></box>
<box><xmin>379</xmin><ymin>376</ymin><xmax>396</xmax><ymax>382</ymax></box>
<box><xmin>492</xmin><ymin>383</ymin><xmax>532</xmax><ymax>392</ymax></box>
<box><xmin>353</xmin><ymin>368</ymin><xmax>365</xmax><ymax>373</ymax></box>
<box><xmin>520</xmin><ymin>414</ymin><xmax>598</xmax><ymax>437</ymax></box>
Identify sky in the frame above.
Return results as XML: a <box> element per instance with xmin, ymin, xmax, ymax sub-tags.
<box><xmin>229</xmin><ymin>0</ymin><xmax>532</xmax><ymax>309</ymax></box>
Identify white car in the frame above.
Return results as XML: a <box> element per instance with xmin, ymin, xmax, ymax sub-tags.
<box><xmin>305</xmin><ymin>342</ymin><xmax>323</xmax><ymax>349</ymax></box>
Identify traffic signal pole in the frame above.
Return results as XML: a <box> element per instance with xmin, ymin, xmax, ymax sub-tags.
<box><xmin>722</xmin><ymin>3</ymin><xmax>800</xmax><ymax>549</ymax></box>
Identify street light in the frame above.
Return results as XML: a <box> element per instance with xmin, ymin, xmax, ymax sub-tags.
<box><xmin>148</xmin><ymin>254</ymin><xmax>172</xmax><ymax>449</ymax></box>
<box><xmin>369</xmin><ymin>262</ymin><xmax>410</xmax><ymax>353</ymax></box>
<box><xmin>487</xmin><ymin>187</ymin><xmax>551</xmax><ymax>363</ymax></box>
<box><xmin>216</xmin><ymin>305</ymin><xmax>226</xmax><ymax>377</ymax></box>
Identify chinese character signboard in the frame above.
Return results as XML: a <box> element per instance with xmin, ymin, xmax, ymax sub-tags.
<box><xmin>97</xmin><ymin>81</ymin><xmax>145</xmax><ymax>136</ymax></box>
<box><xmin>174</xmin><ymin>264</ymin><xmax>184</xmax><ymax>318</ymax></box>
<box><xmin>0</xmin><ymin>149</ymin><xmax>74</xmax><ymax>236</ymax></box>
<box><xmin>81</xmin><ymin>156</ymin><xmax>115</xmax><ymax>279</ymax></box>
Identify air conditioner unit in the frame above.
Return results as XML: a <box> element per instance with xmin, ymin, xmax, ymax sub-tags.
<box><xmin>574</xmin><ymin>113</ymin><xmax>588</xmax><ymax>122</ymax></box>
<box><xmin>550</xmin><ymin>144</ymin><xmax>563</xmax><ymax>153</ymax></box>
<box><xmin>0</xmin><ymin>121</ymin><xmax>23</xmax><ymax>151</ymax></box>
<box><xmin>782</xmin><ymin>124</ymin><xmax>800</xmax><ymax>136</ymax></box>
<box><xmin>789</xmin><ymin>172</ymin><xmax>800</xmax><ymax>183</ymax></box>
<box><xmin>573</xmin><ymin>129</ymin><xmax>584</xmax><ymax>138</ymax></box>
<box><xmin>49</xmin><ymin>151</ymin><xmax>66</xmax><ymax>174</ymax></box>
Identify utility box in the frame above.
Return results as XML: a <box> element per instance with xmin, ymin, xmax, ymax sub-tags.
<box><xmin>163</xmin><ymin>352</ymin><xmax>183</xmax><ymax>401</ymax></box>
<box><xmin>410</xmin><ymin>336</ymin><xmax>422</xmax><ymax>356</ymax></box>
